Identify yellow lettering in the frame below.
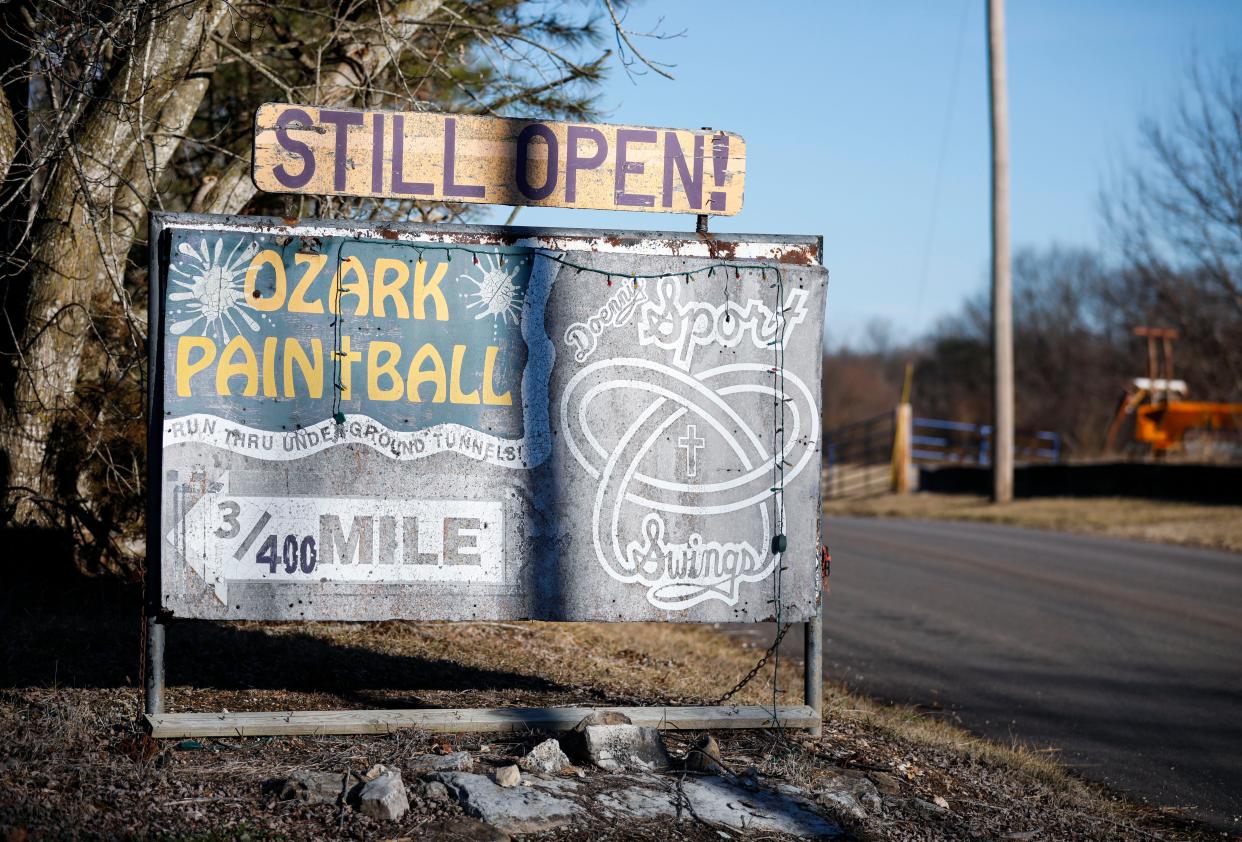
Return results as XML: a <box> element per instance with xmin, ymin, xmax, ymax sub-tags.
<box><xmin>372</xmin><ymin>258</ymin><xmax>410</xmax><ymax>319</ymax></box>
<box><xmin>481</xmin><ymin>345</ymin><xmax>512</xmax><ymax>405</ymax></box>
<box><xmin>175</xmin><ymin>336</ymin><xmax>216</xmax><ymax>397</ymax></box>
<box><xmin>337</xmin><ymin>335</ymin><xmax>361</xmax><ymax>400</ymax></box>
<box><xmin>412</xmin><ymin>259</ymin><xmax>449</xmax><ymax>321</ymax></box>
<box><xmin>449</xmin><ymin>344</ymin><xmax>480</xmax><ymax>405</ymax></box>
<box><xmin>284</xmin><ymin>338</ymin><xmax>323</xmax><ymax>399</ymax></box>
<box><xmin>215</xmin><ymin>336</ymin><xmax>259</xmax><ymax>396</ymax></box>
<box><xmin>328</xmin><ymin>256</ymin><xmax>370</xmax><ymax>316</ymax></box>
<box><xmin>244</xmin><ymin>249</ymin><xmax>286</xmax><ymax>312</ymax></box>
<box><xmin>406</xmin><ymin>343</ymin><xmax>447</xmax><ymax>403</ymax></box>
<box><xmin>261</xmin><ymin>336</ymin><xmax>278</xmax><ymax>397</ymax></box>
<box><xmin>289</xmin><ymin>253</ymin><xmax>327</xmax><ymax>314</ymax></box>
<box><xmin>367</xmin><ymin>341</ymin><xmax>405</xmax><ymax>400</ymax></box>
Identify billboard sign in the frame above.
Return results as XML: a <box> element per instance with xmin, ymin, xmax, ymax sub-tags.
<box><xmin>252</xmin><ymin>103</ymin><xmax>746</xmax><ymax>215</ymax></box>
<box><xmin>152</xmin><ymin>214</ymin><xmax>824</xmax><ymax>622</ymax></box>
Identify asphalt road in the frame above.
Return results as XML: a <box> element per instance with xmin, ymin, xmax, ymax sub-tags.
<box><xmin>816</xmin><ymin>517</ymin><xmax>1242</xmax><ymax>830</ymax></box>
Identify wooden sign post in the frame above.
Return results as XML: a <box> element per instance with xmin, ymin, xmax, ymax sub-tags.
<box><xmin>252</xmin><ymin>103</ymin><xmax>746</xmax><ymax>215</ymax></box>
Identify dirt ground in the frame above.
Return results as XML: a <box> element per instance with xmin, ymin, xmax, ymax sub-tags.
<box><xmin>0</xmin><ymin>565</ymin><xmax>1228</xmax><ymax>841</ymax></box>
<box><xmin>828</xmin><ymin>493</ymin><xmax>1242</xmax><ymax>554</ymax></box>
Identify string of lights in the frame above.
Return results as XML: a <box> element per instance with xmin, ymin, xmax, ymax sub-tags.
<box><xmin>769</xmin><ymin>265</ymin><xmax>789</xmax><ymax>726</ymax></box>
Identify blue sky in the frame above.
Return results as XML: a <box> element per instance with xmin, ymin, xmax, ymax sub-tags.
<box><xmin>485</xmin><ymin>1</ymin><xmax>1242</xmax><ymax>346</ymax></box>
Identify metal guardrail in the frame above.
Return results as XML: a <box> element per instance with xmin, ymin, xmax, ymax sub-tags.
<box><xmin>822</xmin><ymin>411</ymin><xmax>1063</xmax><ymax>500</ymax></box>
<box><xmin>823</xmin><ymin>410</ymin><xmax>897</xmax><ymax>499</ymax></box>
<box><xmin>912</xmin><ymin>417</ymin><xmax>1061</xmax><ymax>465</ymax></box>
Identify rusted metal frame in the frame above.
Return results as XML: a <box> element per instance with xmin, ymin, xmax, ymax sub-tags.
<box><xmin>803</xmin><ymin>236</ymin><xmax>826</xmax><ymax>737</ymax></box>
<box><xmin>142</xmin><ymin>213</ymin><xmax>826</xmax><ymax>733</ymax></box>
<box><xmin>148</xmin><ymin>213</ymin><xmax>823</xmax><ymax>263</ymax></box>
<box><xmin>146</xmin><ymin>213</ymin><xmax>169</xmax><ymax>717</ymax></box>
<box><xmin>804</xmin><ymin>599</ymin><xmax>823</xmax><ymax>737</ymax></box>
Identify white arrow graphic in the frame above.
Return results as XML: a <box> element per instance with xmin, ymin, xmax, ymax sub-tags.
<box><xmin>168</xmin><ymin>472</ymin><xmax>271</xmax><ymax>606</ymax></box>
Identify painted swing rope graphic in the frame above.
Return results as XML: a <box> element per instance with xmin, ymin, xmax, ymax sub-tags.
<box><xmin>559</xmin><ymin>273</ymin><xmax>816</xmax><ymax>610</ymax></box>
<box><xmin>560</xmin><ymin>358</ymin><xmax>818</xmax><ymax>610</ymax></box>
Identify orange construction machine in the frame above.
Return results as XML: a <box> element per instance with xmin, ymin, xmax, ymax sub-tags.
<box><xmin>1105</xmin><ymin>327</ymin><xmax>1242</xmax><ymax>456</ymax></box>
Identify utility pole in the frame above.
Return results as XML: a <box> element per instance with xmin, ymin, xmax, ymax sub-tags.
<box><xmin>987</xmin><ymin>0</ymin><xmax>1014</xmax><ymax>503</ymax></box>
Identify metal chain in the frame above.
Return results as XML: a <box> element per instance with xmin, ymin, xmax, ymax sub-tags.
<box><xmin>715</xmin><ymin>267</ymin><xmax>793</xmax><ymax>710</ymax></box>
<box><xmin>712</xmin><ymin>622</ymin><xmax>792</xmax><ymax>705</ymax></box>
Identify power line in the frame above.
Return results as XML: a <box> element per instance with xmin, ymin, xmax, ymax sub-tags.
<box><xmin>913</xmin><ymin>0</ymin><xmax>973</xmax><ymax>328</ymax></box>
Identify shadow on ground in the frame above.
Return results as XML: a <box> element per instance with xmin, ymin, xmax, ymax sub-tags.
<box><xmin>0</xmin><ymin>535</ymin><xmax>573</xmax><ymax>709</ymax></box>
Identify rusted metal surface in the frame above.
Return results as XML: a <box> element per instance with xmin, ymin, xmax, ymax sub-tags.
<box><xmin>151</xmin><ymin>213</ymin><xmax>825</xmax><ymax>623</ymax></box>
<box><xmin>253</xmin><ymin>104</ymin><xmax>746</xmax><ymax>215</ymax></box>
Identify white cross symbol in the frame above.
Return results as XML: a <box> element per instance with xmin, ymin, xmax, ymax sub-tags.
<box><xmin>677</xmin><ymin>423</ymin><xmax>706</xmax><ymax>478</ymax></box>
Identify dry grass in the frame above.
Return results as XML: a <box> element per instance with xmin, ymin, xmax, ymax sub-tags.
<box><xmin>829</xmin><ymin>493</ymin><xmax>1242</xmax><ymax>553</ymax></box>
<box><xmin>0</xmin><ymin>575</ymin><xmax>1223</xmax><ymax>840</ymax></box>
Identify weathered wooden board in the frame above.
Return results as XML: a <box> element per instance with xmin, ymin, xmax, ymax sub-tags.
<box><xmin>252</xmin><ymin>103</ymin><xmax>746</xmax><ymax>215</ymax></box>
<box><xmin>145</xmin><ymin>705</ymin><xmax>818</xmax><ymax>738</ymax></box>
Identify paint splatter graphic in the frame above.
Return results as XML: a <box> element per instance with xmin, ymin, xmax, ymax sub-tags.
<box><xmin>167</xmin><ymin>238</ymin><xmax>269</xmax><ymax>339</ymax></box>
<box><xmin>461</xmin><ymin>252</ymin><xmax>524</xmax><ymax>326</ymax></box>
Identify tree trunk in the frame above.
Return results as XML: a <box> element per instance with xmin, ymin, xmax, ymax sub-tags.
<box><xmin>4</xmin><ymin>0</ymin><xmax>230</xmax><ymax>522</ymax></box>
<box><xmin>200</xmin><ymin>0</ymin><xmax>445</xmax><ymax>216</ymax></box>
<box><xmin>0</xmin><ymin>87</ymin><xmax>15</xmax><ymax>185</ymax></box>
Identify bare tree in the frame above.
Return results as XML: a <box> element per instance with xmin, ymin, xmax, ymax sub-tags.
<box><xmin>0</xmin><ymin>0</ymin><xmax>666</xmax><ymax>572</ymax></box>
<box><xmin>1103</xmin><ymin>53</ymin><xmax>1242</xmax><ymax>396</ymax></box>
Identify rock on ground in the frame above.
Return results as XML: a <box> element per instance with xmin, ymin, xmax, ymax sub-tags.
<box><xmin>562</xmin><ymin>710</ymin><xmax>633</xmax><ymax>759</ymax></box>
<box><xmin>519</xmin><ymin>738</ymin><xmax>571</xmax><ymax>774</ymax></box>
<box><xmin>866</xmin><ymin>770</ymin><xmax>903</xmax><ymax>795</ymax></box>
<box><xmin>684</xmin><ymin>735</ymin><xmax>725</xmax><ymax>774</ymax></box>
<box><xmin>419</xmin><ymin>780</ymin><xmax>451</xmax><ymax>802</ymax></box>
<box><xmin>807</xmin><ymin>770</ymin><xmax>882</xmax><ymax>821</ymax></box>
<box><xmin>576</xmin><ymin>711</ymin><xmax>634</xmax><ymax>727</ymax></box>
<box><xmin>594</xmin><ymin>775</ymin><xmax>842</xmax><ymax>839</ymax></box>
<box><xmin>429</xmin><ymin>772</ymin><xmax>583</xmax><ymax>835</ymax></box>
<box><xmin>581</xmin><ymin>724</ymin><xmax>670</xmax><ymax>772</ymax></box>
<box><xmin>265</xmin><ymin>770</ymin><xmax>350</xmax><ymax>805</ymax></box>
<box><xmin>908</xmin><ymin>796</ymin><xmax>950</xmax><ymax>818</ymax></box>
<box><xmin>492</xmin><ymin>765</ymin><xmax>520</xmax><ymax>788</ymax></box>
<box><xmin>356</xmin><ymin>765</ymin><xmax>409</xmax><ymax>822</ymax></box>
<box><xmin>408</xmin><ymin>751</ymin><xmax>475</xmax><ymax>774</ymax></box>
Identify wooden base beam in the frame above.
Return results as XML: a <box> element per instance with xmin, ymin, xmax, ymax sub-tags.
<box><xmin>145</xmin><ymin>704</ymin><xmax>817</xmax><ymax>739</ymax></box>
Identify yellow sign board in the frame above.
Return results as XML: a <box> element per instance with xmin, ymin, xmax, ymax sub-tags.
<box><xmin>252</xmin><ymin>103</ymin><xmax>746</xmax><ymax>216</ymax></box>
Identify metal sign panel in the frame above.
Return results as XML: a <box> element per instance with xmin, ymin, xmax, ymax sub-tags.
<box><xmin>252</xmin><ymin>103</ymin><xmax>746</xmax><ymax>215</ymax></box>
<box><xmin>152</xmin><ymin>213</ymin><xmax>824</xmax><ymax>623</ymax></box>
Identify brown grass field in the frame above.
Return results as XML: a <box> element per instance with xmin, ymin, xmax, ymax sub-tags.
<box><xmin>828</xmin><ymin>493</ymin><xmax>1242</xmax><ymax>553</ymax></box>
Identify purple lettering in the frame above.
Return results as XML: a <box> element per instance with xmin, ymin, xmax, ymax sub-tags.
<box><xmin>566</xmin><ymin>125</ymin><xmax>607</xmax><ymax>202</ymax></box>
<box><xmin>515</xmin><ymin>123</ymin><xmax>558</xmax><ymax>201</ymax></box>
<box><xmin>709</xmin><ymin>133</ymin><xmax>730</xmax><ymax>212</ymax></box>
<box><xmin>614</xmin><ymin>128</ymin><xmax>656</xmax><ymax>207</ymax></box>
<box><xmin>371</xmin><ymin>114</ymin><xmax>385</xmax><ymax>193</ymax></box>
<box><xmin>443</xmin><ymin>117</ymin><xmax>485</xmax><ymax>198</ymax></box>
<box><xmin>391</xmin><ymin>115</ymin><xmax>433</xmax><ymax>195</ymax></box>
<box><xmin>273</xmin><ymin>108</ymin><xmax>315</xmax><ymax>189</ymax></box>
<box><xmin>662</xmin><ymin>133</ymin><xmax>703</xmax><ymax>209</ymax></box>
<box><xmin>318</xmin><ymin>109</ymin><xmax>364</xmax><ymax>191</ymax></box>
